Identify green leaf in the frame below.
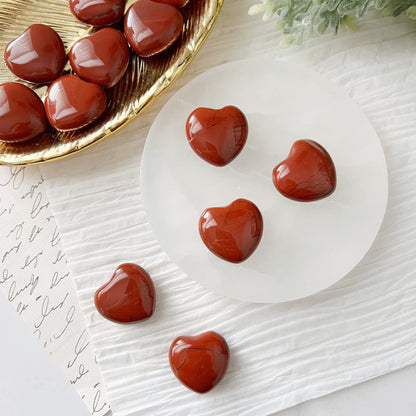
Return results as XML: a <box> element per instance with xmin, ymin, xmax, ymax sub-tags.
<box><xmin>329</xmin><ymin>11</ymin><xmax>341</xmax><ymax>27</ymax></box>
<box><xmin>248</xmin><ymin>0</ymin><xmax>416</xmax><ymax>47</ymax></box>
<box><xmin>318</xmin><ymin>17</ymin><xmax>330</xmax><ymax>33</ymax></box>
<box><xmin>279</xmin><ymin>37</ymin><xmax>293</xmax><ymax>48</ymax></box>
<box><xmin>338</xmin><ymin>0</ymin><xmax>359</xmax><ymax>15</ymax></box>
<box><xmin>327</xmin><ymin>0</ymin><xmax>343</xmax><ymax>11</ymax></box>
<box><xmin>342</xmin><ymin>14</ymin><xmax>360</xmax><ymax>30</ymax></box>
<box><xmin>280</xmin><ymin>6</ymin><xmax>291</xmax><ymax>17</ymax></box>
<box><xmin>374</xmin><ymin>0</ymin><xmax>389</xmax><ymax>10</ymax></box>
<box><xmin>356</xmin><ymin>0</ymin><xmax>372</xmax><ymax>17</ymax></box>
<box><xmin>390</xmin><ymin>1</ymin><xmax>415</xmax><ymax>17</ymax></box>
<box><xmin>407</xmin><ymin>5</ymin><xmax>416</xmax><ymax>19</ymax></box>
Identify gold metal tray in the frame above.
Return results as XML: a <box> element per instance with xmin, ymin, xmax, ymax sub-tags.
<box><xmin>0</xmin><ymin>0</ymin><xmax>223</xmax><ymax>165</ymax></box>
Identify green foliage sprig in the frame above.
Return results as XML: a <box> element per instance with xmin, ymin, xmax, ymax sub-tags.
<box><xmin>249</xmin><ymin>0</ymin><xmax>416</xmax><ymax>47</ymax></box>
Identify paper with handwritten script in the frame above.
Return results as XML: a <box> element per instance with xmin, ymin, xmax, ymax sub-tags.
<box><xmin>0</xmin><ymin>165</ymin><xmax>109</xmax><ymax>416</ymax></box>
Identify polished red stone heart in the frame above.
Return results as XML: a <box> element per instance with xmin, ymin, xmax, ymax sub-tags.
<box><xmin>272</xmin><ymin>139</ymin><xmax>336</xmax><ymax>202</ymax></box>
<box><xmin>153</xmin><ymin>0</ymin><xmax>190</xmax><ymax>7</ymax></box>
<box><xmin>94</xmin><ymin>263</ymin><xmax>155</xmax><ymax>323</ymax></box>
<box><xmin>69</xmin><ymin>28</ymin><xmax>130</xmax><ymax>89</ymax></box>
<box><xmin>199</xmin><ymin>198</ymin><xmax>263</xmax><ymax>263</ymax></box>
<box><xmin>45</xmin><ymin>74</ymin><xmax>107</xmax><ymax>131</ymax></box>
<box><xmin>0</xmin><ymin>83</ymin><xmax>47</xmax><ymax>143</ymax></box>
<box><xmin>69</xmin><ymin>0</ymin><xmax>126</xmax><ymax>26</ymax></box>
<box><xmin>4</xmin><ymin>24</ymin><xmax>65</xmax><ymax>84</ymax></box>
<box><xmin>186</xmin><ymin>106</ymin><xmax>248</xmax><ymax>166</ymax></box>
<box><xmin>169</xmin><ymin>331</ymin><xmax>229</xmax><ymax>393</ymax></box>
<box><xmin>124</xmin><ymin>0</ymin><xmax>183</xmax><ymax>57</ymax></box>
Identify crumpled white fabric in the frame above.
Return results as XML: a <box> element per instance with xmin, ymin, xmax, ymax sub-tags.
<box><xmin>41</xmin><ymin>3</ymin><xmax>416</xmax><ymax>415</ymax></box>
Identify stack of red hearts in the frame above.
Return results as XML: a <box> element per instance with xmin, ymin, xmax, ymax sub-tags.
<box><xmin>0</xmin><ymin>0</ymin><xmax>191</xmax><ymax>142</ymax></box>
<box><xmin>186</xmin><ymin>105</ymin><xmax>337</xmax><ymax>263</ymax></box>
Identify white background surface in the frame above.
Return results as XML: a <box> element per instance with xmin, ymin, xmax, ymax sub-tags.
<box><xmin>38</xmin><ymin>1</ymin><xmax>416</xmax><ymax>415</ymax></box>
<box><xmin>278</xmin><ymin>365</ymin><xmax>416</xmax><ymax>415</ymax></box>
<box><xmin>0</xmin><ymin>293</ymin><xmax>90</xmax><ymax>416</ymax></box>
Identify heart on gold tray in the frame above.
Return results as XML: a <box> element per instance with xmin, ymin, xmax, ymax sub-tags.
<box><xmin>0</xmin><ymin>0</ymin><xmax>223</xmax><ymax>165</ymax></box>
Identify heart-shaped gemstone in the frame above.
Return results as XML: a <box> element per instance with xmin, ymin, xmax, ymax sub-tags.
<box><xmin>69</xmin><ymin>28</ymin><xmax>130</xmax><ymax>89</ymax></box>
<box><xmin>153</xmin><ymin>0</ymin><xmax>190</xmax><ymax>7</ymax></box>
<box><xmin>199</xmin><ymin>198</ymin><xmax>263</xmax><ymax>263</ymax></box>
<box><xmin>0</xmin><ymin>83</ymin><xmax>47</xmax><ymax>143</ymax></box>
<box><xmin>94</xmin><ymin>263</ymin><xmax>156</xmax><ymax>323</ymax></box>
<box><xmin>4</xmin><ymin>24</ymin><xmax>65</xmax><ymax>84</ymax></box>
<box><xmin>69</xmin><ymin>0</ymin><xmax>126</xmax><ymax>26</ymax></box>
<box><xmin>272</xmin><ymin>140</ymin><xmax>336</xmax><ymax>202</ymax></box>
<box><xmin>45</xmin><ymin>74</ymin><xmax>107</xmax><ymax>131</ymax></box>
<box><xmin>186</xmin><ymin>106</ymin><xmax>248</xmax><ymax>166</ymax></box>
<box><xmin>124</xmin><ymin>0</ymin><xmax>183</xmax><ymax>57</ymax></box>
<box><xmin>169</xmin><ymin>331</ymin><xmax>229</xmax><ymax>393</ymax></box>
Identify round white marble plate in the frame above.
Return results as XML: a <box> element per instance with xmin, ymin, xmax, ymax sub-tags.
<box><xmin>141</xmin><ymin>59</ymin><xmax>388</xmax><ymax>303</ymax></box>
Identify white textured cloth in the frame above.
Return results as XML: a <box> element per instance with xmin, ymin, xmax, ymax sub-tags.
<box><xmin>41</xmin><ymin>3</ymin><xmax>416</xmax><ymax>415</ymax></box>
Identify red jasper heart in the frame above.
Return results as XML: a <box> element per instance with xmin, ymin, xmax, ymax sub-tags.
<box><xmin>69</xmin><ymin>28</ymin><xmax>130</xmax><ymax>89</ymax></box>
<box><xmin>272</xmin><ymin>139</ymin><xmax>336</xmax><ymax>202</ymax></box>
<box><xmin>153</xmin><ymin>0</ymin><xmax>190</xmax><ymax>7</ymax></box>
<box><xmin>45</xmin><ymin>74</ymin><xmax>107</xmax><ymax>131</ymax></box>
<box><xmin>169</xmin><ymin>331</ymin><xmax>229</xmax><ymax>393</ymax></box>
<box><xmin>199</xmin><ymin>198</ymin><xmax>263</xmax><ymax>263</ymax></box>
<box><xmin>4</xmin><ymin>24</ymin><xmax>65</xmax><ymax>84</ymax></box>
<box><xmin>94</xmin><ymin>263</ymin><xmax>155</xmax><ymax>323</ymax></box>
<box><xmin>0</xmin><ymin>83</ymin><xmax>47</xmax><ymax>143</ymax></box>
<box><xmin>124</xmin><ymin>0</ymin><xmax>183</xmax><ymax>57</ymax></box>
<box><xmin>186</xmin><ymin>106</ymin><xmax>248</xmax><ymax>166</ymax></box>
<box><xmin>69</xmin><ymin>0</ymin><xmax>126</xmax><ymax>26</ymax></box>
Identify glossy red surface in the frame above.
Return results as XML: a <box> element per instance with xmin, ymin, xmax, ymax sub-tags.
<box><xmin>69</xmin><ymin>28</ymin><xmax>130</xmax><ymax>89</ymax></box>
<box><xmin>69</xmin><ymin>0</ymin><xmax>126</xmax><ymax>26</ymax></box>
<box><xmin>0</xmin><ymin>83</ymin><xmax>47</xmax><ymax>143</ymax></box>
<box><xmin>153</xmin><ymin>0</ymin><xmax>190</xmax><ymax>7</ymax></box>
<box><xmin>186</xmin><ymin>105</ymin><xmax>248</xmax><ymax>166</ymax></box>
<box><xmin>4</xmin><ymin>24</ymin><xmax>65</xmax><ymax>84</ymax></box>
<box><xmin>94</xmin><ymin>263</ymin><xmax>155</xmax><ymax>323</ymax></box>
<box><xmin>45</xmin><ymin>74</ymin><xmax>107</xmax><ymax>131</ymax></box>
<box><xmin>199</xmin><ymin>198</ymin><xmax>263</xmax><ymax>263</ymax></box>
<box><xmin>124</xmin><ymin>0</ymin><xmax>183</xmax><ymax>57</ymax></box>
<box><xmin>272</xmin><ymin>139</ymin><xmax>336</xmax><ymax>202</ymax></box>
<box><xmin>169</xmin><ymin>331</ymin><xmax>229</xmax><ymax>393</ymax></box>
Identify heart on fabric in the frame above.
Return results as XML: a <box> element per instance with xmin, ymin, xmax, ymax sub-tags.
<box><xmin>199</xmin><ymin>198</ymin><xmax>263</xmax><ymax>263</ymax></box>
<box><xmin>186</xmin><ymin>105</ymin><xmax>248</xmax><ymax>166</ymax></box>
<box><xmin>169</xmin><ymin>331</ymin><xmax>229</xmax><ymax>393</ymax></box>
<box><xmin>272</xmin><ymin>139</ymin><xmax>336</xmax><ymax>202</ymax></box>
<box><xmin>94</xmin><ymin>263</ymin><xmax>155</xmax><ymax>323</ymax></box>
